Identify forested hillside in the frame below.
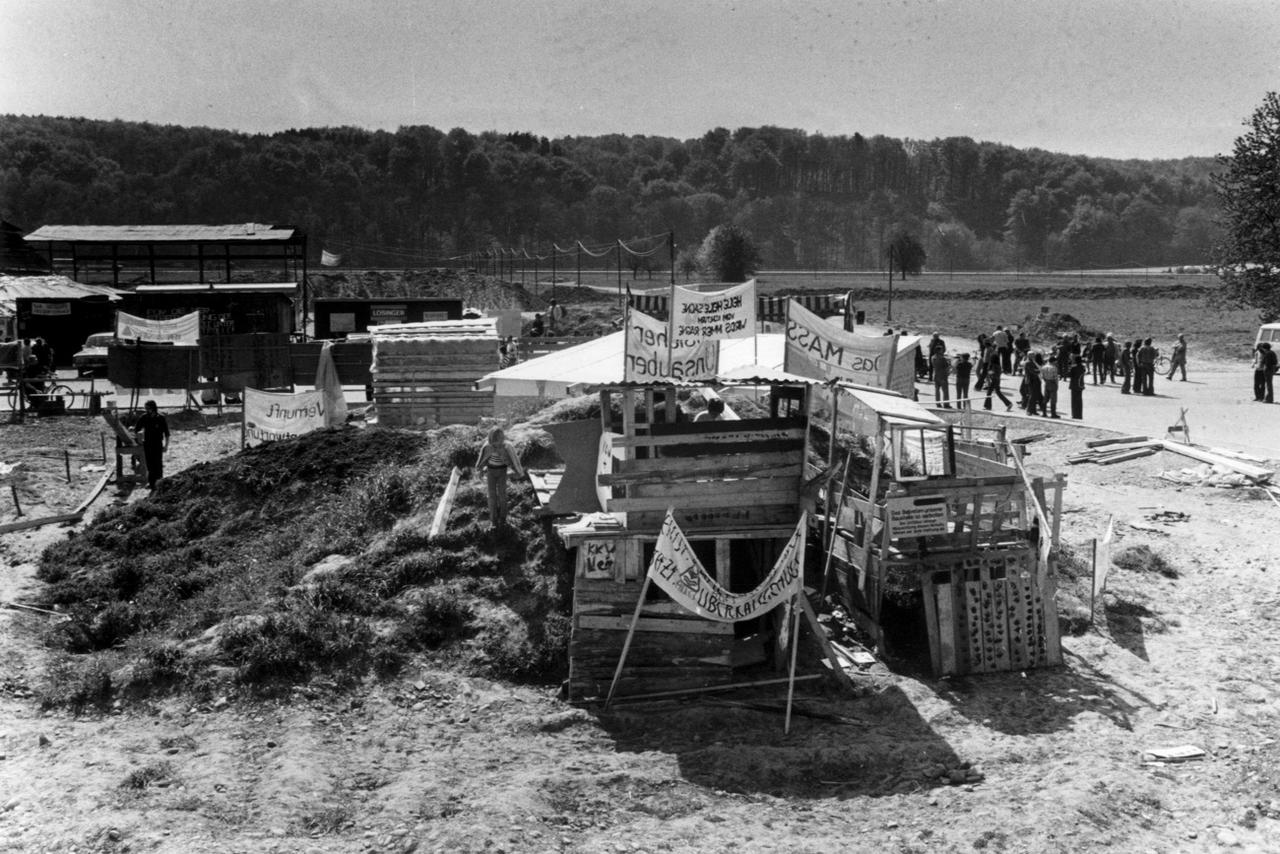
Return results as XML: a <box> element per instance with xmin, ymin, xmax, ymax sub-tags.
<box><xmin>0</xmin><ymin>115</ymin><xmax>1221</xmax><ymax>271</ymax></box>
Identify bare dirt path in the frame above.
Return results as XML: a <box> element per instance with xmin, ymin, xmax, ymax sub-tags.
<box><xmin>2</xmin><ymin>412</ymin><xmax>1279</xmax><ymax>853</ymax></box>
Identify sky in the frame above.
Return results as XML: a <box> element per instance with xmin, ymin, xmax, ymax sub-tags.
<box><xmin>1</xmin><ymin>0</ymin><xmax>1277</xmax><ymax>160</ymax></box>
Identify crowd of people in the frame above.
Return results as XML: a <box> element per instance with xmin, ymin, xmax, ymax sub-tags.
<box><xmin>916</xmin><ymin>326</ymin><xmax>1197</xmax><ymax>420</ymax></box>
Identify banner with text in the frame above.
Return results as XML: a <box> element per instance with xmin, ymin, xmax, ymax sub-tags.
<box><xmin>623</xmin><ymin>307</ymin><xmax>719</xmax><ymax>383</ymax></box>
<box><xmin>647</xmin><ymin>509</ymin><xmax>806</xmax><ymax>623</ymax></box>
<box><xmin>670</xmin><ymin>280</ymin><xmax>757</xmax><ymax>340</ymax></box>
<box><xmin>116</xmin><ymin>310</ymin><xmax>201</xmax><ymax>345</ymax></box>
<box><xmin>784</xmin><ymin>300</ymin><xmax>901</xmax><ymax>390</ymax></box>
<box><xmin>243</xmin><ymin>388</ymin><xmax>327</xmax><ymax>447</ymax></box>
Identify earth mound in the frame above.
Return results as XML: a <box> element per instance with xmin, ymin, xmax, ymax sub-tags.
<box><xmin>34</xmin><ymin>422</ymin><xmax>571</xmax><ymax>709</ymax></box>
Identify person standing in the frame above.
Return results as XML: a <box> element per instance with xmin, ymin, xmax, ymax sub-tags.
<box><xmin>955</xmin><ymin>353</ymin><xmax>973</xmax><ymax>410</ymax></box>
<box><xmin>1023</xmin><ymin>353</ymin><xmax>1043</xmax><ymax>416</ymax></box>
<box><xmin>931</xmin><ymin>350</ymin><xmax>951</xmax><ymax>408</ymax></box>
<box><xmin>133</xmin><ymin>400</ymin><xmax>170</xmax><ymax>489</ymax></box>
<box><xmin>1068</xmin><ymin>355</ymin><xmax>1086</xmax><ymax>419</ymax></box>
<box><xmin>1253</xmin><ymin>343</ymin><xmax>1269</xmax><ymax>401</ymax></box>
<box><xmin>1103</xmin><ymin>334</ymin><xmax>1118</xmax><ymax>383</ymax></box>
<box><xmin>1013</xmin><ymin>330</ymin><xmax>1031</xmax><ymax>373</ymax></box>
<box><xmin>1089</xmin><ymin>336</ymin><xmax>1106</xmax><ymax>385</ymax></box>
<box><xmin>475</xmin><ymin>426</ymin><xmax>525</xmax><ymax>529</ymax></box>
<box><xmin>1119</xmin><ymin>341</ymin><xmax>1134</xmax><ymax>394</ymax></box>
<box><xmin>1040</xmin><ymin>354</ymin><xmax>1060</xmax><ymax>418</ymax></box>
<box><xmin>1166</xmin><ymin>334</ymin><xmax>1188</xmax><ymax>381</ymax></box>
<box><xmin>1137</xmin><ymin>338</ymin><xmax>1158</xmax><ymax>396</ymax></box>
<box><xmin>1263</xmin><ymin>343</ymin><xmax>1278</xmax><ymax>403</ymax></box>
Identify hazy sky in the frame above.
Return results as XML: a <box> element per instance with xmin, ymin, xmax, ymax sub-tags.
<box><xmin>2</xmin><ymin>0</ymin><xmax>1277</xmax><ymax>159</ymax></box>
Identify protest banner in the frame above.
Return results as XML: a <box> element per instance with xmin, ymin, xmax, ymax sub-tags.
<box><xmin>669</xmin><ymin>280</ymin><xmax>757</xmax><ymax>340</ymax></box>
<box><xmin>242</xmin><ymin>388</ymin><xmax>327</xmax><ymax>447</ymax></box>
<box><xmin>623</xmin><ymin>307</ymin><xmax>718</xmax><ymax>383</ymax></box>
<box><xmin>116</xmin><ymin>310</ymin><xmax>201</xmax><ymax>345</ymax></box>
<box><xmin>784</xmin><ymin>300</ymin><xmax>908</xmax><ymax>393</ymax></box>
<box><xmin>648</xmin><ymin>509</ymin><xmax>805</xmax><ymax>623</ymax></box>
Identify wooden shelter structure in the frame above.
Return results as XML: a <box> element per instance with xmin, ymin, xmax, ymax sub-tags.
<box><xmin>553</xmin><ymin>377</ymin><xmax>816</xmax><ymax>702</ymax></box>
<box><xmin>814</xmin><ymin>384</ymin><xmax>1067</xmax><ymax>675</ymax></box>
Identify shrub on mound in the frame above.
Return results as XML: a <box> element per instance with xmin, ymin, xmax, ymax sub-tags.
<box><xmin>34</xmin><ymin>422</ymin><xmax>572</xmax><ymax>706</ymax></box>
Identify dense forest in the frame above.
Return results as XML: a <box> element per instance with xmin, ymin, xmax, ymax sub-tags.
<box><xmin>0</xmin><ymin>114</ymin><xmax>1222</xmax><ymax>272</ymax></box>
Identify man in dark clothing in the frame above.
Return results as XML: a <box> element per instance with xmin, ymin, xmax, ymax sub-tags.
<box><xmin>1259</xmin><ymin>343</ymin><xmax>1278</xmax><ymax>403</ymax></box>
<box><xmin>955</xmin><ymin>353</ymin><xmax>973</xmax><ymax>410</ymax></box>
<box><xmin>1068</xmin><ymin>356</ymin><xmax>1087</xmax><ymax>419</ymax></box>
<box><xmin>1119</xmin><ymin>341</ymin><xmax>1134</xmax><ymax>394</ymax></box>
<box><xmin>1089</xmin><ymin>336</ymin><xmax>1106</xmax><ymax>385</ymax></box>
<box><xmin>1013</xmin><ymin>331</ymin><xmax>1031</xmax><ymax>373</ymax></box>
<box><xmin>931</xmin><ymin>350</ymin><xmax>951</xmax><ymax>408</ymax></box>
<box><xmin>1103</xmin><ymin>334</ymin><xmax>1118</xmax><ymax>383</ymax></box>
<box><xmin>1137</xmin><ymin>338</ymin><xmax>1158</xmax><ymax>396</ymax></box>
<box><xmin>133</xmin><ymin>400</ymin><xmax>170</xmax><ymax>489</ymax></box>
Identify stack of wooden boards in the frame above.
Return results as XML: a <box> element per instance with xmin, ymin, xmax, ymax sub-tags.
<box><xmin>1067</xmin><ymin>436</ymin><xmax>1161</xmax><ymax>466</ymax></box>
<box><xmin>371</xmin><ymin>319</ymin><xmax>498</xmax><ymax>428</ymax></box>
<box><xmin>1068</xmin><ymin>436</ymin><xmax>1275</xmax><ymax>484</ymax></box>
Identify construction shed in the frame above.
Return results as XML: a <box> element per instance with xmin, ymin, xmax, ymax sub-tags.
<box><xmin>119</xmin><ymin>283</ymin><xmax>298</xmax><ymax>337</ymax></box>
<box><xmin>0</xmin><ymin>275</ymin><xmax>124</xmax><ymax>365</ymax></box>
<box><xmin>312</xmin><ymin>298</ymin><xmax>464</xmax><ymax>338</ymax></box>
<box><xmin>23</xmin><ymin>223</ymin><xmax>307</xmax><ymax>288</ymax></box>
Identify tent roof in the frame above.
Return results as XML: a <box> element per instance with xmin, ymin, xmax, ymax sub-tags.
<box><xmin>477</xmin><ymin>332</ymin><xmax>790</xmax><ymax>396</ymax></box>
<box><xmin>0</xmin><ymin>275</ymin><xmax>125</xmax><ymax>314</ymax></box>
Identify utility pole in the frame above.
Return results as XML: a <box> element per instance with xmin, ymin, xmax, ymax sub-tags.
<box><xmin>669</xmin><ymin>231</ymin><xmax>675</xmax><ymax>286</ymax></box>
<box><xmin>887</xmin><ymin>245</ymin><xmax>895</xmax><ymax>323</ymax></box>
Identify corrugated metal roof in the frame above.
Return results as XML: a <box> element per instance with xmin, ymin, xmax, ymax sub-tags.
<box><xmin>24</xmin><ymin>224</ymin><xmax>299</xmax><ymax>243</ymax></box>
<box><xmin>0</xmin><ymin>274</ymin><xmax>125</xmax><ymax>301</ymax></box>
<box><xmin>131</xmin><ymin>283</ymin><xmax>298</xmax><ymax>294</ymax></box>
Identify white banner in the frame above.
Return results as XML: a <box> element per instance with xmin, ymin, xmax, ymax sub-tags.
<box><xmin>116</xmin><ymin>310</ymin><xmax>201</xmax><ymax>345</ymax></box>
<box><xmin>243</xmin><ymin>388</ymin><xmax>327</xmax><ymax>446</ymax></box>
<box><xmin>670</xmin><ymin>280</ymin><xmax>757</xmax><ymax>340</ymax></box>
<box><xmin>647</xmin><ymin>509</ymin><xmax>806</xmax><ymax>623</ymax></box>
<box><xmin>623</xmin><ymin>307</ymin><xmax>719</xmax><ymax>383</ymax></box>
<box><xmin>31</xmin><ymin>301</ymin><xmax>71</xmax><ymax>316</ymax></box>
<box><xmin>784</xmin><ymin>300</ymin><xmax>898</xmax><ymax>389</ymax></box>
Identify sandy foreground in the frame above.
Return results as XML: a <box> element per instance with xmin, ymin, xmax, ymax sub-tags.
<box><xmin>1</xmin><ymin>365</ymin><xmax>1279</xmax><ymax>854</ymax></box>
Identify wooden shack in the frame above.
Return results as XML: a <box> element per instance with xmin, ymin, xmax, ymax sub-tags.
<box><xmin>555</xmin><ymin>380</ymin><xmax>812</xmax><ymax>702</ymax></box>
<box><xmin>815</xmin><ymin>384</ymin><xmax>1067</xmax><ymax>675</ymax></box>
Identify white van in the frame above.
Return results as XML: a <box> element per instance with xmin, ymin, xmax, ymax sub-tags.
<box><xmin>1257</xmin><ymin>323</ymin><xmax>1280</xmax><ymax>347</ymax></box>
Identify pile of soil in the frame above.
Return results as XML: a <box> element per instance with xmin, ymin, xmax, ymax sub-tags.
<box><xmin>32</xmin><ymin>422</ymin><xmax>572</xmax><ymax>707</ymax></box>
<box><xmin>1021</xmin><ymin>311</ymin><xmax>1094</xmax><ymax>340</ymax></box>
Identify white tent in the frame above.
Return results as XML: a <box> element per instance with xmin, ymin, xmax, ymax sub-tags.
<box><xmin>475</xmin><ymin>332</ymin><xmax>789</xmax><ymax>397</ymax></box>
<box><xmin>477</xmin><ymin>328</ymin><xmax>923</xmax><ymax>399</ymax></box>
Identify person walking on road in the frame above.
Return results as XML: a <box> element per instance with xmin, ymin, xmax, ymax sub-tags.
<box><xmin>1166</xmin><ymin>334</ymin><xmax>1188</xmax><ymax>381</ymax></box>
<box><xmin>983</xmin><ymin>351</ymin><xmax>1013</xmax><ymax>412</ymax></box>
<box><xmin>1068</xmin><ymin>355</ymin><xmax>1087</xmax><ymax>420</ymax></box>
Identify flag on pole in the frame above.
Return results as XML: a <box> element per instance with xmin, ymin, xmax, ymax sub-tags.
<box><xmin>321</xmin><ymin>249</ymin><xmax>343</xmax><ymax>267</ymax></box>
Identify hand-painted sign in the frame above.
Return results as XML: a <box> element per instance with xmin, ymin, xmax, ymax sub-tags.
<box><xmin>885</xmin><ymin>494</ymin><xmax>950</xmax><ymax>538</ymax></box>
<box><xmin>784</xmin><ymin>300</ymin><xmax>898</xmax><ymax>388</ymax></box>
<box><xmin>116</xmin><ymin>310</ymin><xmax>201</xmax><ymax>345</ymax></box>
<box><xmin>647</xmin><ymin>509</ymin><xmax>806</xmax><ymax>622</ymax></box>
<box><xmin>623</xmin><ymin>308</ymin><xmax>719</xmax><ymax>383</ymax></box>
<box><xmin>670</xmin><ymin>280</ymin><xmax>757</xmax><ymax>340</ymax></box>
<box><xmin>31</xmin><ymin>302</ymin><xmax>71</xmax><ymax>316</ymax></box>
<box><xmin>243</xmin><ymin>388</ymin><xmax>327</xmax><ymax>446</ymax></box>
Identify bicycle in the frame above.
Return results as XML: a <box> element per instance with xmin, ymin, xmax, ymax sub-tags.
<box><xmin>4</xmin><ymin>369</ymin><xmax>75</xmax><ymax>411</ymax></box>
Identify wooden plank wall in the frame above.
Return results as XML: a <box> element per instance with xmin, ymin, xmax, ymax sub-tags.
<box><xmin>920</xmin><ymin>549</ymin><xmax>1062</xmax><ymax>676</ymax></box>
<box><xmin>372</xmin><ymin>337</ymin><xmax>497</xmax><ymax>428</ymax></box>
<box><xmin>569</xmin><ymin>577</ymin><xmax>734</xmax><ymax>702</ymax></box>
<box><xmin>603</xmin><ymin>417</ymin><xmax>805</xmax><ymax>531</ymax></box>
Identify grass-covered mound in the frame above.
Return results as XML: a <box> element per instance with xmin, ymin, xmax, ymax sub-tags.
<box><xmin>34</xmin><ymin>423</ymin><xmax>571</xmax><ymax>709</ymax></box>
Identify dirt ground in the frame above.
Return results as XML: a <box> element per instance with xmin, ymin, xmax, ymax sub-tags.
<box><xmin>1</xmin><ymin>387</ymin><xmax>1279</xmax><ymax>852</ymax></box>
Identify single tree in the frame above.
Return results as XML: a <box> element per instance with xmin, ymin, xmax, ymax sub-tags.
<box><xmin>887</xmin><ymin>230</ymin><xmax>927</xmax><ymax>279</ymax></box>
<box><xmin>696</xmin><ymin>224</ymin><xmax>761</xmax><ymax>282</ymax></box>
<box><xmin>1215</xmin><ymin>92</ymin><xmax>1280</xmax><ymax>320</ymax></box>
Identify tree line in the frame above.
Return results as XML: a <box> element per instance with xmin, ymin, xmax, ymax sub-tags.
<box><xmin>0</xmin><ymin>115</ymin><xmax>1222</xmax><ymax>272</ymax></box>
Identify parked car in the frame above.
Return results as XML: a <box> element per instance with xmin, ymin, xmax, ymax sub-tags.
<box><xmin>72</xmin><ymin>331</ymin><xmax>115</xmax><ymax>376</ymax></box>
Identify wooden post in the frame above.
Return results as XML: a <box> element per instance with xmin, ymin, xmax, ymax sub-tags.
<box><xmin>64</xmin><ymin>450</ymin><xmax>71</xmax><ymax>483</ymax></box>
<box><xmin>819</xmin><ymin>453</ymin><xmax>854</xmax><ymax>599</ymax></box>
<box><xmin>101</xmin><ymin>433</ymin><xmax>107</xmax><ymax>464</ymax></box>
<box><xmin>10</xmin><ymin>484</ymin><xmax>21</xmax><ymax>517</ymax></box>
<box><xmin>605</xmin><ymin>571</ymin><xmax>653</xmax><ymax>709</ymax></box>
<box><xmin>784</xmin><ymin>589</ymin><xmax>803</xmax><ymax>734</ymax></box>
<box><xmin>240</xmin><ymin>401</ymin><xmax>247</xmax><ymax>449</ymax></box>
